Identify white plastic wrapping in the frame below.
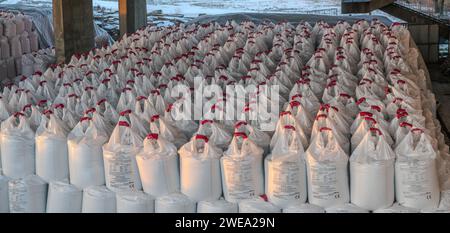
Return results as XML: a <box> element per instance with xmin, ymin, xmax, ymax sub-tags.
<box><xmin>325</xmin><ymin>203</ymin><xmax>369</xmax><ymax>213</ymax></box>
<box><xmin>221</xmin><ymin>133</ymin><xmax>264</xmax><ymax>203</ymax></box>
<box><xmin>155</xmin><ymin>193</ymin><xmax>196</xmax><ymax>213</ymax></box>
<box><xmin>373</xmin><ymin>203</ymin><xmax>419</xmax><ymax>213</ymax></box>
<box><xmin>136</xmin><ymin>133</ymin><xmax>179</xmax><ymax>197</ymax></box>
<box><xmin>9</xmin><ymin>175</ymin><xmax>47</xmax><ymax>213</ymax></box>
<box><xmin>82</xmin><ymin>185</ymin><xmax>116</xmax><ymax>213</ymax></box>
<box><xmin>305</xmin><ymin>127</ymin><xmax>349</xmax><ymax>208</ymax></box>
<box><xmin>179</xmin><ymin>134</ymin><xmax>222</xmax><ymax>202</ymax></box>
<box><xmin>395</xmin><ymin>130</ymin><xmax>440</xmax><ymax>209</ymax></box>
<box><xmin>116</xmin><ymin>191</ymin><xmax>154</xmax><ymax>213</ymax></box>
<box><xmin>35</xmin><ymin>115</ymin><xmax>70</xmax><ymax>182</ymax></box>
<box><xmin>282</xmin><ymin>203</ymin><xmax>325</xmax><ymax>213</ymax></box>
<box><xmin>238</xmin><ymin>197</ymin><xmax>281</xmax><ymax>213</ymax></box>
<box><xmin>0</xmin><ymin>115</ymin><xmax>35</xmax><ymax>179</ymax></box>
<box><xmin>0</xmin><ymin>174</ymin><xmax>9</xmax><ymax>213</ymax></box>
<box><xmin>350</xmin><ymin>129</ymin><xmax>395</xmax><ymax>211</ymax></box>
<box><xmin>197</xmin><ymin>199</ymin><xmax>238</xmax><ymax>213</ymax></box>
<box><xmin>103</xmin><ymin>119</ymin><xmax>143</xmax><ymax>192</ymax></box>
<box><xmin>67</xmin><ymin>118</ymin><xmax>107</xmax><ymax>189</ymax></box>
<box><xmin>46</xmin><ymin>181</ymin><xmax>82</xmax><ymax>213</ymax></box>
<box><xmin>266</xmin><ymin>123</ymin><xmax>307</xmax><ymax>208</ymax></box>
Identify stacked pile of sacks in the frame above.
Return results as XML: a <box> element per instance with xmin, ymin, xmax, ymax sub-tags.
<box><xmin>0</xmin><ymin>12</ymin><xmax>39</xmax><ymax>80</ymax></box>
<box><xmin>0</xmin><ymin>19</ymin><xmax>449</xmax><ymax>213</ymax></box>
<box><xmin>20</xmin><ymin>48</ymin><xmax>56</xmax><ymax>78</ymax></box>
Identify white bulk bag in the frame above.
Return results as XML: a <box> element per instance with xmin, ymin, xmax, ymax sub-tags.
<box><xmin>266</xmin><ymin>124</ymin><xmax>307</xmax><ymax>208</ymax></box>
<box><xmin>150</xmin><ymin>113</ymin><xmax>188</xmax><ymax>148</ymax></box>
<box><xmin>0</xmin><ymin>115</ymin><xmax>35</xmax><ymax>179</ymax></box>
<box><xmin>68</xmin><ymin>118</ymin><xmax>107</xmax><ymax>189</ymax></box>
<box><xmin>10</xmin><ymin>36</ymin><xmax>22</xmax><ymax>58</ymax></box>
<box><xmin>0</xmin><ymin>60</ymin><xmax>6</xmax><ymax>80</ymax></box>
<box><xmin>221</xmin><ymin>133</ymin><xmax>264</xmax><ymax>203</ymax></box>
<box><xmin>0</xmin><ymin>37</ymin><xmax>10</xmax><ymax>59</ymax></box>
<box><xmin>35</xmin><ymin>115</ymin><xmax>70</xmax><ymax>182</ymax></box>
<box><xmin>282</xmin><ymin>203</ymin><xmax>325</xmax><ymax>213</ymax></box>
<box><xmin>14</xmin><ymin>16</ymin><xmax>25</xmax><ymax>34</ymax></box>
<box><xmin>0</xmin><ymin>175</ymin><xmax>9</xmax><ymax>213</ymax></box>
<box><xmin>29</xmin><ymin>31</ymin><xmax>39</xmax><ymax>52</ymax></box>
<box><xmin>6</xmin><ymin>57</ymin><xmax>15</xmax><ymax>78</ymax></box>
<box><xmin>395</xmin><ymin>129</ymin><xmax>440</xmax><ymax>209</ymax></box>
<box><xmin>350</xmin><ymin>129</ymin><xmax>395</xmax><ymax>211</ymax></box>
<box><xmin>155</xmin><ymin>193</ymin><xmax>196</xmax><ymax>213</ymax></box>
<box><xmin>197</xmin><ymin>199</ymin><xmax>238</xmax><ymax>213</ymax></box>
<box><xmin>103</xmin><ymin>119</ymin><xmax>143</xmax><ymax>192</ymax></box>
<box><xmin>9</xmin><ymin>175</ymin><xmax>47</xmax><ymax>213</ymax></box>
<box><xmin>82</xmin><ymin>185</ymin><xmax>116</xmax><ymax>213</ymax></box>
<box><xmin>136</xmin><ymin>133</ymin><xmax>179</xmax><ymax>197</ymax></box>
<box><xmin>373</xmin><ymin>203</ymin><xmax>419</xmax><ymax>213</ymax></box>
<box><xmin>20</xmin><ymin>32</ymin><xmax>31</xmax><ymax>54</ymax></box>
<box><xmin>116</xmin><ymin>191</ymin><xmax>154</xmax><ymax>213</ymax></box>
<box><xmin>234</xmin><ymin>122</ymin><xmax>271</xmax><ymax>154</ymax></box>
<box><xmin>305</xmin><ymin>127</ymin><xmax>349</xmax><ymax>208</ymax></box>
<box><xmin>196</xmin><ymin>120</ymin><xmax>232</xmax><ymax>150</ymax></box>
<box><xmin>46</xmin><ymin>181</ymin><xmax>82</xmax><ymax>213</ymax></box>
<box><xmin>325</xmin><ymin>203</ymin><xmax>369</xmax><ymax>213</ymax></box>
<box><xmin>179</xmin><ymin>134</ymin><xmax>222</xmax><ymax>202</ymax></box>
<box><xmin>3</xmin><ymin>19</ymin><xmax>16</xmax><ymax>38</ymax></box>
<box><xmin>238</xmin><ymin>197</ymin><xmax>281</xmax><ymax>213</ymax></box>
<box><xmin>21</xmin><ymin>54</ymin><xmax>34</xmax><ymax>77</ymax></box>
<box><xmin>23</xmin><ymin>16</ymin><xmax>33</xmax><ymax>32</ymax></box>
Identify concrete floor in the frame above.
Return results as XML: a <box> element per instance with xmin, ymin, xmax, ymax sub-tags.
<box><xmin>430</xmin><ymin>63</ymin><xmax>450</xmax><ymax>144</ymax></box>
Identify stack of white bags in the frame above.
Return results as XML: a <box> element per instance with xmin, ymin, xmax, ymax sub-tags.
<box><xmin>0</xmin><ymin>11</ymin><xmax>40</xmax><ymax>80</ymax></box>
<box><xmin>0</xmin><ymin>19</ymin><xmax>449</xmax><ymax>213</ymax></box>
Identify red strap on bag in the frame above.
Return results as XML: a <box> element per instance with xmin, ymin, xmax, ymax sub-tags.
<box><xmin>201</xmin><ymin>119</ymin><xmax>213</xmax><ymax>125</ymax></box>
<box><xmin>150</xmin><ymin>115</ymin><xmax>160</xmax><ymax>122</ymax></box>
<box><xmin>136</xmin><ymin>96</ymin><xmax>147</xmax><ymax>101</ymax></box>
<box><xmin>234</xmin><ymin>132</ymin><xmax>248</xmax><ymax>139</ymax></box>
<box><xmin>195</xmin><ymin>134</ymin><xmax>209</xmax><ymax>143</ymax></box>
<box><xmin>38</xmin><ymin>100</ymin><xmax>48</xmax><ymax>106</ymax></box>
<box><xmin>80</xmin><ymin>117</ymin><xmax>91</xmax><ymax>122</ymax></box>
<box><xmin>370</xmin><ymin>127</ymin><xmax>382</xmax><ymax>135</ymax></box>
<box><xmin>147</xmin><ymin>133</ymin><xmax>159</xmax><ymax>140</ymax></box>
<box><xmin>411</xmin><ymin>128</ymin><xmax>423</xmax><ymax>133</ymax></box>
<box><xmin>320</xmin><ymin>127</ymin><xmax>332</xmax><ymax>132</ymax></box>
<box><xmin>22</xmin><ymin>104</ymin><xmax>32</xmax><ymax>112</ymax></box>
<box><xmin>54</xmin><ymin>104</ymin><xmax>64</xmax><ymax>109</ymax></box>
<box><xmin>284</xmin><ymin>125</ymin><xmax>296</xmax><ymax>131</ymax></box>
<box><xmin>85</xmin><ymin>108</ymin><xmax>96</xmax><ymax>115</ymax></box>
<box><xmin>118</xmin><ymin>121</ymin><xmax>130</xmax><ymax>127</ymax></box>
<box><xmin>14</xmin><ymin>112</ymin><xmax>25</xmax><ymax>117</ymax></box>
<box><xmin>339</xmin><ymin>93</ymin><xmax>351</xmax><ymax>98</ymax></box>
<box><xmin>290</xmin><ymin>101</ymin><xmax>301</xmax><ymax>108</ymax></box>
<box><xmin>356</xmin><ymin>97</ymin><xmax>366</xmax><ymax>105</ymax></box>
<box><xmin>400</xmin><ymin>122</ymin><xmax>413</xmax><ymax>128</ymax></box>
<box><xmin>371</xmin><ymin>105</ymin><xmax>381</xmax><ymax>112</ymax></box>
<box><xmin>316</xmin><ymin>114</ymin><xmax>328</xmax><ymax>120</ymax></box>
<box><xmin>280</xmin><ymin>111</ymin><xmax>291</xmax><ymax>116</ymax></box>
<box><xmin>97</xmin><ymin>99</ymin><xmax>107</xmax><ymax>105</ymax></box>
<box><xmin>235</xmin><ymin>121</ymin><xmax>247</xmax><ymax>128</ymax></box>
<box><xmin>43</xmin><ymin>109</ymin><xmax>53</xmax><ymax>115</ymax></box>
<box><xmin>120</xmin><ymin>110</ymin><xmax>132</xmax><ymax>116</ymax></box>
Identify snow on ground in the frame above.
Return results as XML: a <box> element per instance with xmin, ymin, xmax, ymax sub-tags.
<box><xmin>94</xmin><ymin>0</ymin><xmax>341</xmax><ymax>16</ymax></box>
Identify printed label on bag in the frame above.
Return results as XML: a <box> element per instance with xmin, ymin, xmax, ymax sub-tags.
<box><xmin>223</xmin><ymin>158</ymin><xmax>255</xmax><ymax>200</ymax></box>
<box><xmin>269</xmin><ymin>160</ymin><xmax>302</xmax><ymax>199</ymax></box>
<box><xmin>397</xmin><ymin>160</ymin><xmax>434</xmax><ymax>201</ymax></box>
<box><xmin>309</xmin><ymin>162</ymin><xmax>341</xmax><ymax>200</ymax></box>
<box><xmin>106</xmin><ymin>153</ymin><xmax>135</xmax><ymax>190</ymax></box>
